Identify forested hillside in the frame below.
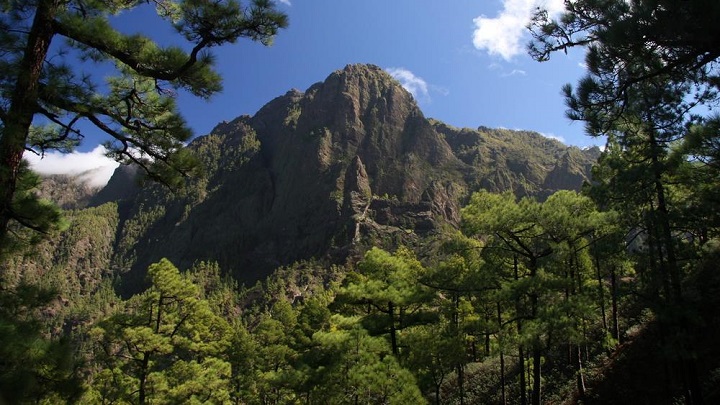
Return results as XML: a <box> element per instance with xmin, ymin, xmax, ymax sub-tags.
<box><xmin>2</xmin><ymin>0</ymin><xmax>720</xmax><ymax>404</ymax></box>
<box><xmin>15</xmin><ymin>64</ymin><xmax>598</xmax><ymax>295</ymax></box>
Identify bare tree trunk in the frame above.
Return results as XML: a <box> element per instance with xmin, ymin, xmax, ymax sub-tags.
<box><xmin>575</xmin><ymin>344</ymin><xmax>586</xmax><ymax>398</ymax></box>
<box><xmin>388</xmin><ymin>301</ymin><xmax>398</xmax><ymax>356</ymax></box>
<box><xmin>531</xmin><ymin>344</ymin><xmax>542</xmax><ymax>405</ymax></box>
<box><xmin>610</xmin><ymin>266</ymin><xmax>620</xmax><ymax>343</ymax></box>
<box><xmin>138</xmin><ymin>352</ymin><xmax>150</xmax><ymax>405</ymax></box>
<box><xmin>0</xmin><ymin>0</ymin><xmax>59</xmax><ymax>248</ymax></box>
<box><xmin>457</xmin><ymin>363</ymin><xmax>465</xmax><ymax>405</ymax></box>
<box><xmin>498</xmin><ymin>302</ymin><xmax>507</xmax><ymax>405</ymax></box>
<box><xmin>519</xmin><ymin>345</ymin><xmax>527</xmax><ymax>405</ymax></box>
<box><xmin>595</xmin><ymin>253</ymin><xmax>609</xmax><ymax>335</ymax></box>
<box><xmin>515</xmin><ymin>256</ymin><xmax>527</xmax><ymax>405</ymax></box>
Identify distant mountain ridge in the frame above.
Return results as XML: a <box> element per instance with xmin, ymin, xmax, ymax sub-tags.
<box><xmin>30</xmin><ymin>64</ymin><xmax>599</xmax><ymax>293</ymax></box>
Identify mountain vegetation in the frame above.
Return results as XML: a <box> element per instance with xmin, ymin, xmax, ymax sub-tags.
<box><xmin>92</xmin><ymin>64</ymin><xmax>600</xmax><ymax>293</ymax></box>
<box><xmin>2</xmin><ymin>0</ymin><xmax>720</xmax><ymax>402</ymax></box>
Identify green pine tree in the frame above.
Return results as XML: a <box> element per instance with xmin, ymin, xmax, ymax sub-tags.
<box><xmin>86</xmin><ymin>258</ymin><xmax>233</xmax><ymax>404</ymax></box>
<box><xmin>0</xmin><ymin>0</ymin><xmax>287</xmax><ymax>249</ymax></box>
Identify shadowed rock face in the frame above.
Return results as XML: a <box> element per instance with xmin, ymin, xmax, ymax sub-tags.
<box><xmin>49</xmin><ymin>64</ymin><xmax>597</xmax><ymax>291</ymax></box>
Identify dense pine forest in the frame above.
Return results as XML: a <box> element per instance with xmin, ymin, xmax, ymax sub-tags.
<box><xmin>2</xmin><ymin>0</ymin><xmax>720</xmax><ymax>404</ymax></box>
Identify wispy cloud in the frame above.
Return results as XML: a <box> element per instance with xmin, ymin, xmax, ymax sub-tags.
<box><xmin>472</xmin><ymin>0</ymin><xmax>565</xmax><ymax>61</ymax></box>
<box><xmin>386</xmin><ymin>67</ymin><xmax>429</xmax><ymax>100</ymax></box>
<box><xmin>385</xmin><ymin>67</ymin><xmax>449</xmax><ymax>103</ymax></box>
<box><xmin>277</xmin><ymin>0</ymin><xmax>291</xmax><ymax>5</ymax></box>
<box><xmin>25</xmin><ymin>145</ymin><xmax>120</xmax><ymax>188</ymax></box>
<box><xmin>540</xmin><ymin>132</ymin><xmax>565</xmax><ymax>143</ymax></box>
<box><xmin>501</xmin><ymin>69</ymin><xmax>527</xmax><ymax>77</ymax></box>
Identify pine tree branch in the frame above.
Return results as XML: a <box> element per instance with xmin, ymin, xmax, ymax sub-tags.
<box><xmin>52</xmin><ymin>17</ymin><xmax>212</xmax><ymax>83</ymax></box>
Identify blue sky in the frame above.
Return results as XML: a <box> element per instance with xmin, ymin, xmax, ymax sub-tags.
<box><xmin>29</xmin><ymin>0</ymin><xmax>594</xmax><ymax>184</ymax></box>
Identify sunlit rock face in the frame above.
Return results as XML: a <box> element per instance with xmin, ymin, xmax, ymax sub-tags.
<box><xmin>51</xmin><ymin>64</ymin><xmax>595</xmax><ymax>292</ymax></box>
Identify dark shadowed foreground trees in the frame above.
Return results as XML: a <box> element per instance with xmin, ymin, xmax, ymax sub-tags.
<box><xmin>0</xmin><ymin>0</ymin><xmax>287</xmax><ymax>251</ymax></box>
<box><xmin>530</xmin><ymin>1</ymin><xmax>720</xmax><ymax>403</ymax></box>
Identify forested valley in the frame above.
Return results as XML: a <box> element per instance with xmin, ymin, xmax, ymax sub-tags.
<box><xmin>4</xmin><ymin>181</ymin><xmax>720</xmax><ymax>404</ymax></box>
<box><xmin>2</xmin><ymin>0</ymin><xmax>720</xmax><ymax>404</ymax></box>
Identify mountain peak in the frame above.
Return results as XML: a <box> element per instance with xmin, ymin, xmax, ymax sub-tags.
<box><xmin>313</xmin><ymin>64</ymin><xmax>416</xmax><ymax>114</ymax></box>
<box><xmin>82</xmin><ymin>65</ymin><xmax>597</xmax><ymax>289</ymax></box>
<box><xmin>328</xmin><ymin>64</ymin><xmax>392</xmax><ymax>82</ymax></box>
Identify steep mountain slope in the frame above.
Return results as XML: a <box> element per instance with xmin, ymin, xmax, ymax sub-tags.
<box><xmin>31</xmin><ymin>64</ymin><xmax>598</xmax><ymax>291</ymax></box>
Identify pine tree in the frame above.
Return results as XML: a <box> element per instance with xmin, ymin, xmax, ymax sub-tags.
<box><xmin>338</xmin><ymin>246</ymin><xmax>433</xmax><ymax>357</ymax></box>
<box><xmin>0</xmin><ymin>0</ymin><xmax>287</xmax><ymax>248</ymax></box>
<box><xmin>87</xmin><ymin>258</ymin><xmax>233</xmax><ymax>404</ymax></box>
<box><xmin>529</xmin><ymin>3</ymin><xmax>720</xmax><ymax>402</ymax></box>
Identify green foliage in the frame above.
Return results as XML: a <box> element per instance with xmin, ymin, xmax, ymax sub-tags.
<box><xmin>0</xmin><ymin>0</ymin><xmax>288</xmax><ymax>244</ymax></box>
<box><xmin>0</xmin><ymin>282</ymin><xmax>82</xmax><ymax>404</ymax></box>
<box><xmin>339</xmin><ymin>247</ymin><xmax>434</xmax><ymax>356</ymax></box>
<box><xmin>304</xmin><ymin>317</ymin><xmax>426</xmax><ymax>404</ymax></box>
<box><xmin>529</xmin><ymin>2</ymin><xmax>720</xmax><ymax>401</ymax></box>
<box><xmin>0</xmin><ymin>162</ymin><xmax>67</xmax><ymax>258</ymax></box>
<box><xmin>87</xmin><ymin>258</ymin><xmax>232</xmax><ymax>404</ymax></box>
<box><xmin>461</xmin><ymin>189</ymin><xmax>615</xmax><ymax>403</ymax></box>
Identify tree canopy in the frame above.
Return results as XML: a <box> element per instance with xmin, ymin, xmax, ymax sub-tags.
<box><xmin>0</xmin><ymin>0</ymin><xmax>287</xmax><ymax>250</ymax></box>
<box><xmin>529</xmin><ymin>0</ymin><xmax>720</xmax><ymax>135</ymax></box>
<box><xmin>529</xmin><ymin>1</ymin><xmax>720</xmax><ymax>403</ymax></box>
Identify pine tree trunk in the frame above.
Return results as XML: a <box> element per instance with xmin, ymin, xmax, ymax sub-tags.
<box><xmin>610</xmin><ymin>266</ymin><xmax>620</xmax><ymax>343</ymax></box>
<box><xmin>519</xmin><ymin>345</ymin><xmax>527</xmax><ymax>405</ymax></box>
<box><xmin>575</xmin><ymin>344</ymin><xmax>586</xmax><ymax>398</ymax></box>
<box><xmin>648</xmin><ymin>130</ymin><xmax>704</xmax><ymax>404</ymax></box>
<box><xmin>531</xmin><ymin>344</ymin><xmax>542</xmax><ymax>405</ymax></box>
<box><xmin>388</xmin><ymin>301</ymin><xmax>398</xmax><ymax>356</ymax></box>
<box><xmin>485</xmin><ymin>311</ymin><xmax>491</xmax><ymax>357</ymax></box>
<box><xmin>595</xmin><ymin>253</ymin><xmax>609</xmax><ymax>336</ymax></box>
<box><xmin>529</xmin><ymin>254</ymin><xmax>541</xmax><ymax>405</ymax></box>
<box><xmin>0</xmin><ymin>0</ymin><xmax>58</xmax><ymax>248</ymax></box>
<box><xmin>457</xmin><ymin>363</ymin><xmax>465</xmax><ymax>405</ymax></box>
<box><xmin>515</xmin><ymin>255</ymin><xmax>527</xmax><ymax>405</ymax></box>
<box><xmin>138</xmin><ymin>352</ymin><xmax>150</xmax><ymax>405</ymax></box>
<box><xmin>498</xmin><ymin>302</ymin><xmax>507</xmax><ymax>405</ymax></box>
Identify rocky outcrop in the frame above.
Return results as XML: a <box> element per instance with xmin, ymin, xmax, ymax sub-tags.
<box><xmin>38</xmin><ymin>64</ymin><xmax>598</xmax><ymax>291</ymax></box>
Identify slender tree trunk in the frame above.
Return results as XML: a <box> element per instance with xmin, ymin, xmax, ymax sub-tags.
<box><xmin>514</xmin><ymin>256</ymin><xmax>527</xmax><ymax>405</ymax></box>
<box><xmin>518</xmin><ymin>345</ymin><xmax>527</xmax><ymax>405</ymax></box>
<box><xmin>138</xmin><ymin>352</ymin><xmax>150</xmax><ymax>405</ymax></box>
<box><xmin>0</xmin><ymin>0</ymin><xmax>59</xmax><ymax>248</ymax></box>
<box><xmin>575</xmin><ymin>344</ymin><xmax>586</xmax><ymax>398</ymax></box>
<box><xmin>498</xmin><ymin>302</ymin><xmax>507</xmax><ymax>405</ymax></box>
<box><xmin>485</xmin><ymin>311</ymin><xmax>491</xmax><ymax>357</ymax></box>
<box><xmin>648</xmin><ymin>130</ymin><xmax>703</xmax><ymax>404</ymax></box>
<box><xmin>528</xmin><ymin>255</ymin><xmax>542</xmax><ymax>405</ymax></box>
<box><xmin>452</xmin><ymin>293</ymin><xmax>465</xmax><ymax>405</ymax></box>
<box><xmin>649</xmin><ymin>132</ymin><xmax>681</xmax><ymax>302</ymax></box>
<box><xmin>388</xmin><ymin>301</ymin><xmax>398</xmax><ymax>356</ymax></box>
<box><xmin>595</xmin><ymin>253</ymin><xmax>609</xmax><ymax>336</ymax></box>
<box><xmin>531</xmin><ymin>343</ymin><xmax>542</xmax><ymax>405</ymax></box>
<box><xmin>457</xmin><ymin>363</ymin><xmax>465</xmax><ymax>405</ymax></box>
<box><xmin>610</xmin><ymin>266</ymin><xmax>620</xmax><ymax>343</ymax></box>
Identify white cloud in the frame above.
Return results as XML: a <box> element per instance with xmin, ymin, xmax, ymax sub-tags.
<box><xmin>25</xmin><ymin>145</ymin><xmax>120</xmax><ymax>188</ymax></box>
<box><xmin>386</xmin><ymin>67</ymin><xmax>429</xmax><ymax>100</ymax></box>
<box><xmin>277</xmin><ymin>0</ymin><xmax>291</xmax><ymax>5</ymax></box>
<box><xmin>501</xmin><ymin>69</ymin><xmax>527</xmax><ymax>77</ymax></box>
<box><xmin>472</xmin><ymin>0</ymin><xmax>565</xmax><ymax>61</ymax></box>
<box><xmin>540</xmin><ymin>132</ymin><xmax>565</xmax><ymax>143</ymax></box>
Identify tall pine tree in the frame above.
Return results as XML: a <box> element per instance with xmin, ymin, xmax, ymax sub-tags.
<box><xmin>0</xmin><ymin>0</ymin><xmax>287</xmax><ymax>249</ymax></box>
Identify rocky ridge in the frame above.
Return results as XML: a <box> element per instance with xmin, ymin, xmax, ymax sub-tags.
<box><xmin>34</xmin><ymin>64</ymin><xmax>599</xmax><ymax>291</ymax></box>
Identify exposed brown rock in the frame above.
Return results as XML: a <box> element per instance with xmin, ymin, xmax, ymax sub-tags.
<box><xmin>35</xmin><ymin>64</ymin><xmax>598</xmax><ymax>291</ymax></box>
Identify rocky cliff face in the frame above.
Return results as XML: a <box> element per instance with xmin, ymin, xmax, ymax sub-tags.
<box><xmin>35</xmin><ymin>64</ymin><xmax>598</xmax><ymax>291</ymax></box>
